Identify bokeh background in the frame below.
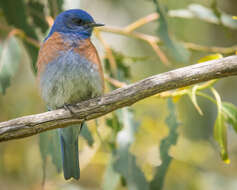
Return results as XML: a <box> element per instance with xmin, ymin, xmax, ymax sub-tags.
<box><xmin>0</xmin><ymin>0</ymin><xmax>237</xmax><ymax>190</ymax></box>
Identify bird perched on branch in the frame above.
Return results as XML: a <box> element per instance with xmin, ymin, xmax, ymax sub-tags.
<box><xmin>37</xmin><ymin>9</ymin><xmax>104</xmax><ymax>180</ymax></box>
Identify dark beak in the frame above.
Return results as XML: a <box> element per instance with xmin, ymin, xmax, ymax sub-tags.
<box><xmin>89</xmin><ymin>22</ymin><xmax>104</xmax><ymax>27</ymax></box>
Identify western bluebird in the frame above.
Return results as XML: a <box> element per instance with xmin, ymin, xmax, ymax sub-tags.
<box><xmin>37</xmin><ymin>9</ymin><xmax>104</xmax><ymax>180</ymax></box>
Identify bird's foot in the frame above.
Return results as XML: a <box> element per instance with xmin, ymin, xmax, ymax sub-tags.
<box><xmin>63</xmin><ymin>104</ymin><xmax>76</xmax><ymax>117</ymax></box>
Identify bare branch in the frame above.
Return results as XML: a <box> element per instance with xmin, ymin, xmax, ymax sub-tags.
<box><xmin>0</xmin><ymin>55</ymin><xmax>237</xmax><ymax>142</ymax></box>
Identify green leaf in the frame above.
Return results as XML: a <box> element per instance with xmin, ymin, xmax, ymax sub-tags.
<box><xmin>222</xmin><ymin>102</ymin><xmax>237</xmax><ymax>133</ymax></box>
<box><xmin>48</xmin><ymin>0</ymin><xmax>64</xmax><ymax>18</ymax></box>
<box><xmin>113</xmin><ymin>108</ymin><xmax>149</xmax><ymax>190</ymax></box>
<box><xmin>198</xmin><ymin>53</ymin><xmax>223</xmax><ymax>63</ymax></box>
<box><xmin>213</xmin><ymin>113</ymin><xmax>229</xmax><ymax>163</ymax></box>
<box><xmin>102</xmin><ymin>158</ymin><xmax>120</xmax><ymax>190</ymax></box>
<box><xmin>152</xmin><ymin>0</ymin><xmax>190</xmax><ymax>63</ymax></box>
<box><xmin>150</xmin><ymin>98</ymin><xmax>179</xmax><ymax>190</ymax></box>
<box><xmin>211</xmin><ymin>88</ymin><xmax>229</xmax><ymax>163</ymax></box>
<box><xmin>104</xmin><ymin>50</ymin><xmax>131</xmax><ymax>80</ymax></box>
<box><xmin>188</xmin><ymin>4</ymin><xmax>220</xmax><ymax>24</ymax></box>
<box><xmin>0</xmin><ymin>0</ymin><xmax>39</xmax><ymax>72</ymax></box>
<box><xmin>39</xmin><ymin>130</ymin><xmax>62</xmax><ymax>173</ymax></box>
<box><xmin>189</xmin><ymin>85</ymin><xmax>203</xmax><ymax>115</ymax></box>
<box><xmin>168</xmin><ymin>4</ymin><xmax>237</xmax><ymax>29</ymax></box>
<box><xmin>80</xmin><ymin>123</ymin><xmax>94</xmax><ymax>147</ymax></box>
<box><xmin>27</xmin><ymin>0</ymin><xmax>49</xmax><ymax>33</ymax></box>
<box><xmin>0</xmin><ymin>37</ymin><xmax>21</xmax><ymax>94</ymax></box>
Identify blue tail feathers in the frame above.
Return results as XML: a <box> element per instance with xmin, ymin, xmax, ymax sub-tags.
<box><xmin>59</xmin><ymin>125</ymin><xmax>80</xmax><ymax>180</ymax></box>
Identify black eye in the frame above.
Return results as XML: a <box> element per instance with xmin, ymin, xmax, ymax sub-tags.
<box><xmin>72</xmin><ymin>18</ymin><xmax>84</xmax><ymax>26</ymax></box>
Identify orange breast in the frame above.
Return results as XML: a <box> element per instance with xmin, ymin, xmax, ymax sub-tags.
<box><xmin>74</xmin><ymin>39</ymin><xmax>104</xmax><ymax>91</ymax></box>
<box><xmin>37</xmin><ymin>32</ymin><xmax>67</xmax><ymax>76</ymax></box>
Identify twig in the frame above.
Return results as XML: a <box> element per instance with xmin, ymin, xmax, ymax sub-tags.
<box><xmin>124</xmin><ymin>13</ymin><xmax>159</xmax><ymax>32</ymax></box>
<box><xmin>99</xmin><ymin>26</ymin><xmax>237</xmax><ymax>55</ymax></box>
<box><xmin>94</xmin><ymin>30</ymin><xmax>117</xmax><ymax>75</ymax></box>
<box><xmin>184</xmin><ymin>42</ymin><xmax>237</xmax><ymax>54</ymax></box>
<box><xmin>104</xmin><ymin>74</ymin><xmax>127</xmax><ymax>88</ymax></box>
<box><xmin>0</xmin><ymin>55</ymin><xmax>237</xmax><ymax>142</ymax></box>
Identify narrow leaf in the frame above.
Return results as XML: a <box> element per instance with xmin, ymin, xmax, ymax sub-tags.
<box><xmin>189</xmin><ymin>85</ymin><xmax>203</xmax><ymax>115</ymax></box>
<box><xmin>27</xmin><ymin>0</ymin><xmax>49</xmax><ymax>33</ymax></box>
<box><xmin>102</xmin><ymin>158</ymin><xmax>120</xmax><ymax>190</ymax></box>
<box><xmin>198</xmin><ymin>53</ymin><xmax>223</xmax><ymax>63</ymax></box>
<box><xmin>150</xmin><ymin>98</ymin><xmax>179</xmax><ymax>190</ymax></box>
<box><xmin>213</xmin><ymin>113</ymin><xmax>229</xmax><ymax>163</ymax></box>
<box><xmin>39</xmin><ymin>130</ymin><xmax>62</xmax><ymax>173</ymax></box>
<box><xmin>152</xmin><ymin>0</ymin><xmax>190</xmax><ymax>63</ymax></box>
<box><xmin>211</xmin><ymin>88</ymin><xmax>229</xmax><ymax>163</ymax></box>
<box><xmin>48</xmin><ymin>0</ymin><xmax>64</xmax><ymax>18</ymax></box>
<box><xmin>0</xmin><ymin>0</ymin><xmax>39</xmax><ymax>72</ymax></box>
<box><xmin>0</xmin><ymin>37</ymin><xmax>21</xmax><ymax>94</ymax></box>
<box><xmin>80</xmin><ymin>123</ymin><xmax>94</xmax><ymax>147</ymax></box>
<box><xmin>113</xmin><ymin>108</ymin><xmax>149</xmax><ymax>190</ymax></box>
<box><xmin>222</xmin><ymin>102</ymin><xmax>237</xmax><ymax>133</ymax></box>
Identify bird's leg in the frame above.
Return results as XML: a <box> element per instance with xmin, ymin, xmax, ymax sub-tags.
<box><xmin>63</xmin><ymin>105</ymin><xmax>85</xmax><ymax>133</ymax></box>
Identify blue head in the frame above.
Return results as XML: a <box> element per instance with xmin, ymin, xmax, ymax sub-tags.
<box><xmin>46</xmin><ymin>9</ymin><xmax>104</xmax><ymax>40</ymax></box>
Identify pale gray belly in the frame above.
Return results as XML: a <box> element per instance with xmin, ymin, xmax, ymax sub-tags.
<box><xmin>39</xmin><ymin>51</ymin><xmax>103</xmax><ymax>109</ymax></box>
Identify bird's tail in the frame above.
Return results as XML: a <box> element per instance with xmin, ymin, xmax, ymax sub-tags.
<box><xmin>59</xmin><ymin>125</ymin><xmax>80</xmax><ymax>180</ymax></box>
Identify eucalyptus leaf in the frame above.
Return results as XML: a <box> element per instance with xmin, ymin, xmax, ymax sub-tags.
<box><xmin>80</xmin><ymin>123</ymin><xmax>94</xmax><ymax>147</ymax></box>
<box><xmin>153</xmin><ymin>0</ymin><xmax>190</xmax><ymax>63</ymax></box>
<box><xmin>102</xmin><ymin>158</ymin><xmax>120</xmax><ymax>190</ymax></box>
<box><xmin>0</xmin><ymin>37</ymin><xmax>21</xmax><ymax>94</ymax></box>
<box><xmin>113</xmin><ymin>108</ymin><xmax>149</xmax><ymax>190</ymax></box>
<box><xmin>0</xmin><ymin>0</ymin><xmax>39</xmax><ymax>72</ymax></box>
<box><xmin>150</xmin><ymin>98</ymin><xmax>179</xmax><ymax>190</ymax></box>
<box><xmin>39</xmin><ymin>130</ymin><xmax>62</xmax><ymax>173</ymax></box>
<box><xmin>214</xmin><ymin>113</ymin><xmax>229</xmax><ymax>163</ymax></box>
<box><xmin>212</xmin><ymin>88</ymin><xmax>229</xmax><ymax>163</ymax></box>
<box><xmin>222</xmin><ymin>102</ymin><xmax>237</xmax><ymax>133</ymax></box>
<box><xmin>48</xmin><ymin>0</ymin><xmax>64</xmax><ymax>18</ymax></box>
<box><xmin>27</xmin><ymin>0</ymin><xmax>49</xmax><ymax>33</ymax></box>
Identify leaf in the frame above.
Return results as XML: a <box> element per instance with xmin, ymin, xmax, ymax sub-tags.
<box><xmin>48</xmin><ymin>0</ymin><xmax>64</xmax><ymax>18</ymax></box>
<box><xmin>221</xmin><ymin>12</ymin><xmax>237</xmax><ymax>29</ymax></box>
<box><xmin>188</xmin><ymin>4</ymin><xmax>220</xmax><ymax>24</ymax></box>
<box><xmin>211</xmin><ymin>88</ymin><xmax>229</xmax><ymax>163</ymax></box>
<box><xmin>0</xmin><ymin>37</ymin><xmax>21</xmax><ymax>94</ymax></box>
<box><xmin>104</xmin><ymin>50</ymin><xmax>131</xmax><ymax>80</ymax></box>
<box><xmin>152</xmin><ymin>0</ymin><xmax>190</xmax><ymax>63</ymax></box>
<box><xmin>222</xmin><ymin>102</ymin><xmax>237</xmax><ymax>133</ymax></box>
<box><xmin>213</xmin><ymin>113</ymin><xmax>229</xmax><ymax>163</ymax></box>
<box><xmin>0</xmin><ymin>0</ymin><xmax>39</xmax><ymax>72</ymax></box>
<box><xmin>113</xmin><ymin>108</ymin><xmax>149</xmax><ymax>190</ymax></box>
<box><xmin>102</xmin><ymin>158</ymin><xmax>120</xmax><ymax>190</ymax></box>
<box><xmin>150</xmin><ymin>98</ymin><xmax>179</xmax><ymax>190</ymax></box>
<box><xmin>198</xmin><ymin>53</ymin><xmax>223</xmax><ymax>63</ymax></box>
<box><xmin>39</xmin><ymin>130</ymin><xmax>62</xmax><ymax>173</ymax></box>
<box><xmin>189</xmin><ymin>85</ymin><xmax>203</xmax><ymax>115</ymax></box>
<box><xmin>27</xmin><ymin>0</ymin><xmax>49</xmax><ymax>33</ymax></box>
<box><xmin>80</xmin><ymin>123</ymin><xmax>94</xmax><ymax>147</ymax></box>
<box><xmin>169</xmin><ymin>4</ymin><xmax>237</xmax><ymax>29</ymax></box>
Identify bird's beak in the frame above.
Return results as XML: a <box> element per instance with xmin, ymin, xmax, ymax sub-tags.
<box><xmin>89</xmin><ymin>22</ymin><xmax>105</xmax><ymax>27</ymax></box>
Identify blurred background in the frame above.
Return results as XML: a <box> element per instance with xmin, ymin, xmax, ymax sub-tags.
<box><xmin>0</xmin><ymin>0</ymin><xmax>237</xmax><ymax>189</ymax></box>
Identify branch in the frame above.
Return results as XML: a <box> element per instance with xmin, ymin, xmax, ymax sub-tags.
<box><xmin>1</xmin><ymin>55</ymin><xmax>237</xmax><ymax>142</ymax></box>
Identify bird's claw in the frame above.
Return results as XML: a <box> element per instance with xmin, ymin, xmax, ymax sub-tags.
<box><xmin>63</xmin><ymin>104</ymin><xmax>76</xmax><ymax>116</ymax></box>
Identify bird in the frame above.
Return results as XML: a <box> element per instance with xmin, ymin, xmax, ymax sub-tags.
<box><xmin>37</xmin><ymin>9</ymin><xmax>104</xmax><ymax>180</ymax></box>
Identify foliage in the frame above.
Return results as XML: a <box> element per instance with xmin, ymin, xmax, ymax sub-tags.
<box><xmin>0</xmin><ymin>0</ymin><xmax>237</xmax><ymax>190</ymax></box>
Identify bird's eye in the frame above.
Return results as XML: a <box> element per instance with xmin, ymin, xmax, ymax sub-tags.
<box><xmin>72</xmin><ymin>18</ymin><xmax>84</xmax><ymax>26</ymax></box>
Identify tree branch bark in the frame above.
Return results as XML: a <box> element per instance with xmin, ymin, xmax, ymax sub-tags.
<box><xmin>1</xmin><ymin>55</ymin><xmax>237</xmax><ymax>142</ymax></box>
